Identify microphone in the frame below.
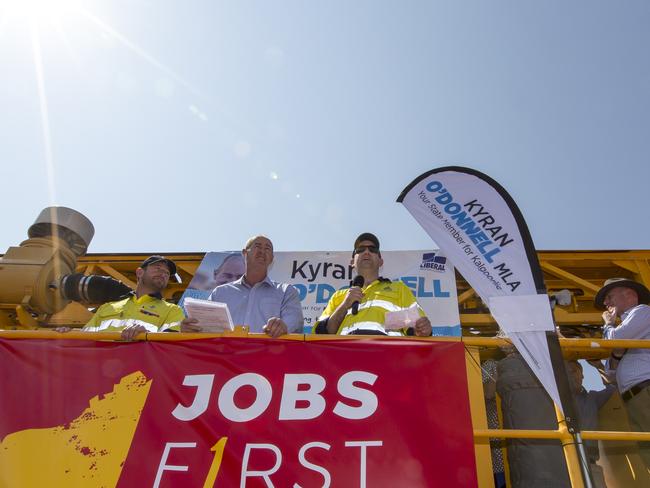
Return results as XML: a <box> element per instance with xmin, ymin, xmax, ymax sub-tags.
<box><xmin>350</xmin><ymin>275</ymin><xmax>365</xmax><ymax>315</ymax></box>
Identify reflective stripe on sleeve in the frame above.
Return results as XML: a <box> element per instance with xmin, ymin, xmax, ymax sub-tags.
<box><xmin>83</xmin><ymin>319</ymin><xmax>159</xmax><ymax>333</ymax></box>
<box><xmin>351</xmin><ymin>299</ymin><xmax>408</xmax><ymax>314</ymax></box>
<box><xmin>339</xmin><ymin>321</ymin><xmax>403</xmax><ymax>336</ymax></box>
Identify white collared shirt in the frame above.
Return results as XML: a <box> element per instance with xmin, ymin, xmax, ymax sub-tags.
<box><xmin>603</xmin><ymin>304</ymin><xmax>650</xmax><ymax>392</ymax></box>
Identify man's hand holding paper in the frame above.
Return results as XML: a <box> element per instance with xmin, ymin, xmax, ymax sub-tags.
<box><xmin>384</xmin><ymin>304</ymin><xmax>432</xmax><ymax>336</ymax></box>
<box><xmin>181</xmin><ymin>297</ymin><xmax>234</xmax><ymax>333</ymax></box>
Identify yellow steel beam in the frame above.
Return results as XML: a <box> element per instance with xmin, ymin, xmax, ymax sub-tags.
<box><xmin>473</xmin><ymin>429</ymin><xmax>650</xmax><ymax>442</ymax></box>
<box><xmin>462</xmin><ymin>337</ymin><xmax>650</xmax><ymax>350</ymax></box>
<box><xmin>457</xmin><ymin>288</ymin><xmax>475</xmax><ymax>304</ymax></box>
<box><xmin>177</xmin><ymin>262</ymin><xmax>199</xmax><ymax>275</ymax></box>
<box><xmin>539</xmin><ymin>262</ymin><xmax>600</xmax><ymax>294</ymax></box>
<box><xmin>552</xmin><ymin>308</ymin><xmax>603</xmax><ymax>325</ymax></box>
<box><xmin>555</xmin><ymin>406</ymin><xmax>585</xmax><ymax>488</ymax></box>
<box><xmin>465</xmin><ymin>345</ymin><xmax>494</xmax><ymax>488</ymax></box>
<box><xmin>636</xmin><ymin>259</ymin><xmax>650</xmax><ymax>289</ymax></box>
<box><xmin>97</xmin><ymin>263</ymin><xmax>137</xmax><ymax>289</ymax></box>
<box><xmin>612</xmin><ymin>260</ymin><xmax>639</xmax><ymax>274</ymax></box>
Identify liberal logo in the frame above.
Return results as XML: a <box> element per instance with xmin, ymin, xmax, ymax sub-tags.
<box><xmin>420</xmin><ymin>253</ymin><xmax>447</xmax><ymax>272</ymax></box>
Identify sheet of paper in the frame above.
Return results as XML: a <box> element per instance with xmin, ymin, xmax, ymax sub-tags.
<box><xmin>384</xmin><ymin>303</ymin><xmax>421</xmax><ymax>330</ymax></box>
<box><xmin>183</xmin><ymin>297</ymin><xmax>234</xmax><ymax>332</ymax></box>
<box><xmin>488</xmin><ymin>294</ymin><xmax>555</xmax><ymax>333</ymax></box>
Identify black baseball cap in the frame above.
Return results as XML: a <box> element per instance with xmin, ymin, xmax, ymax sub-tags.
<box><xmin>140</xmin><ymin>255</ymin><xmax>177</xmax><ymax>275</ymax></box>
<box><xmin>353</xmin><ymin>232</ymin><xmax>380</xmax><ymax>256</ymax></box>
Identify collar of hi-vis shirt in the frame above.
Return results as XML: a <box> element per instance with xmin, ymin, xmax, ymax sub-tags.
<box><xmin>129</xmin><ymin>293</ymin><xmax>166</xmax><ymax>319</ymax></box>
<box><xmin>130</xmin><ymin>291</ymin><xmax>164</xmax><ymax>302</ymax></box>
<box><xmin>361</xmin><ymin>277</ymin><xmax>392</xmax><ymax>291</ymax></box>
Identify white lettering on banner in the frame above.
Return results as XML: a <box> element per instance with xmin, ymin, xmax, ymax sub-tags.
<box><xmin>171</xmin><ymin>374</ymin><xmax>214</xmax><ymax>421</ymax></box>
<box><xmin>240</xmin><ymin>441</ymin><xmax>381</xmax><ymax>488</ymax></box>
<box><xmin>334</xmin><ymin>372</ymin><xmax>379</xmax><ymax>420</ymax></box>
<box><xmin>153</xmin><ymin>442</ymin><xmax>197</xmax><ymax>488</ymax></box>
<box><xmin>279</xmin><ymin>374</ymin><xmax>327</xmax><ymax>420</ymax></box>
<box><xmin>293</xmin><ymin>442</ymin><xmax>332</xmax><ymax>488</ymax></box>
<box><xmin>151</xmin><ymin>439</ymin><xmax>384</xmax><ymax>486</ymax></box>
<box><xmin>219</xmin><ymin>373</ymin><xmax>273</xmax><ymax>422</ymax></box>
<box><xmin>345</xmin><ymin>441</ymin><xmax>383</xmax><ymax>488</ymax></box>
<box><xmin>240</xmin><ymin>443</ymin><xmax>282</xmax><ymax>488</ymax></box>
<box><xmin>173</xmin><ymin>371</ymin><xmax>379</xmax><ymax>422</ymax></box>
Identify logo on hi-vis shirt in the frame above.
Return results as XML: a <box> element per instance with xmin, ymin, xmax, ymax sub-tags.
<box><xmin>420</xmin><ymin>253</ymin><xmax>446</xmax><ymax>273</ymax></box>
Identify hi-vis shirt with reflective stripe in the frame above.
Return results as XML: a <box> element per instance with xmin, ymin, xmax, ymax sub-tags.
<box><xmin>318</xmin><ymin>279</ymin><xmax>425</xmax><ymax>336</ymax></box>
<box><xmin>84</xmin><ymin>294</ymin><xmax>185</xmax><ymax>332</ymax></box>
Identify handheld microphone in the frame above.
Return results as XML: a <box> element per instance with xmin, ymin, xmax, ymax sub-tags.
<box><xmin>350</xmin><ymin>275</ymin><xmax>365</xmax><ymax>315</ymax></box>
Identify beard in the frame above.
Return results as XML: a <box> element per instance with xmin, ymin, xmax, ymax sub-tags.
<box><xmin>143</xmin><ymin>275</ymin><xmax>167</xmax><ymax>292</ymax></box>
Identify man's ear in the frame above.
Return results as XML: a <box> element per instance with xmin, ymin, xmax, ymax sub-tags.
<box><xmin>350</xmin><ymin>257</ymin><xmax>355</xmax><ymax>269</ymax></box>
<box><xmin>378</xmin><ymin>257</ymin><xmax>384</xmax><ymax>268</ymax></box>
<box><xmin>135</xmin><ymin>267</ymin><xmax>144</xmax><ymax>281</ymax></box>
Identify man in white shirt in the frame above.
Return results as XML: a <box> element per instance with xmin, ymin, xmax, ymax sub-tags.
<box><xmin>182</xmin><ymin>236</ymin><xmax>303</xmax><ymax>337</ymax></box>
<box><xmin>595</xmin><ymin>277</ymin><xmax>650</xmax><ymax>466</ymax></box>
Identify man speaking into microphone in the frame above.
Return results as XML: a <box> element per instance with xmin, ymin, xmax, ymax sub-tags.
<box><xmin>315</xmin><ymin>233</ymin><xmax>432</xmax><ymax>336</ymax></box>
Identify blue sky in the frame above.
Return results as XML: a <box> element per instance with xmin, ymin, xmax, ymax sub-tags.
<box><xmin>1</xmin><ymin>0</ymin><xmax>649</xmax><ymax>254</ymax></box>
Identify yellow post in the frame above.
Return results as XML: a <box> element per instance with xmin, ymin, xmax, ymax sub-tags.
<box><xmin>465</xmin><ymin>346</ymin><xmax>495</xmax><ymax>488</ymax></box>
<box><xmin>555</xmin><ymin>405</ymin><xmax>586</xmax><ymax>488</ymax></box>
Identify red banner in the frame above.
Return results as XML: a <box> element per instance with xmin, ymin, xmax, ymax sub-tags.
<box><xmin>0</xmin><ymin>338</ymin><xmax>477</xmax><ymax>487</ymax></box>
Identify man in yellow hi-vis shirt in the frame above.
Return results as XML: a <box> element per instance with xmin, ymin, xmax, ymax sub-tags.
<box><xmin>57</xmin><ymin>255</ymin><xmax>184</xmax><ymax>340</ymax></box>
<box><xmin>315</xmin><ymin>233</ymin><xmax>432</xmax><ymax>336</ymax></box>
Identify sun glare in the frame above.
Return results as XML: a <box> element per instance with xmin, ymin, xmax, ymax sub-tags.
<box><xmin>1</xmin><ymin>0</ymin><xmax>79</xmax><ymax>21</ymax></box>
<box><xmin>1</xmin><ymin>0</ymin><xmax>202</xmax><ymax>208</ymax></box>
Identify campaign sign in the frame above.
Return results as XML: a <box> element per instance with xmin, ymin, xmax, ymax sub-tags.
<box><xmin>0</xmin><ymin>337</ymin><xmax>477</xmax><ymax>487</ymax></box>
<box><xmin>398</xmin><ymin>166</ymin><xmax>564</xmax><ymax>411</ymax></box>
<box><xmin>180</xmin><ymin>250</ymin><xmax>460</xmax><ymax>336</ymax></box>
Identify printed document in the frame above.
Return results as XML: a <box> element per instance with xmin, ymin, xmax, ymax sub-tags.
<box><xmin>183</xmin><ymin>297</ymin><xmax>234</xmax><ymax>332</ymax></box>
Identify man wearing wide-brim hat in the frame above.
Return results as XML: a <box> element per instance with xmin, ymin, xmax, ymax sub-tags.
<box><xmin>595</xmin><ymin>277</ymin><xmax>650</xmax><ymax>467</ymax></box>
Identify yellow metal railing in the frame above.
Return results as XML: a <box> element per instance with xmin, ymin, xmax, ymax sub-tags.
<box><xmin>466</xmin><ymin>336</ymin><xmax>650</xmax><ymax>488</ymax></box>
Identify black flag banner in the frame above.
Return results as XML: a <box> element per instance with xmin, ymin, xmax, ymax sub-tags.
<box><xmin>398</xmin><ymin>167</ymin><xmax>566</xmax><ymax>413</ymax></box>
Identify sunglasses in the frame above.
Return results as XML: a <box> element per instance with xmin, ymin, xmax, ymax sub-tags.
<box><xmin>354</xmin><ymin>245</ymin><xmax>380</xmax><ymax>255</ymax></box>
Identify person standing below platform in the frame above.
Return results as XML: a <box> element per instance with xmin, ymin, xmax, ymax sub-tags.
<box><xmin>595</xmin><ymin>277</ymin><xmax>650</xmax><ymax>467</ymax></box>
<box><xmin>496</xmin><ymin>340</ymin><xmax>571</xmax><ymax>488</ymax></box>
<box><xmin>314</xmin><ymin>232</ymin><xmax>432</xmax><ymax>336</ymax></box>
<box><xmin>566</xmin><ymin>360</ymin><xmax>615</xmax><ymax>488</ymax></box>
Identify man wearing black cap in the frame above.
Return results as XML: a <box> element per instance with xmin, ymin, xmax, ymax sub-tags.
<box><xmin>596</xmin><ymin>277</ymin><xmax>650</xmax><ymax>466</ymax></box>
<box><xmin>315</xmin><ymin>233</ymin><xmax>432</xmax><ymax>336</ymax></box>
<box><xmin>57</xmin><ymin>255</ymin><xmax>185</xmax><ymax>340</ymax></box>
